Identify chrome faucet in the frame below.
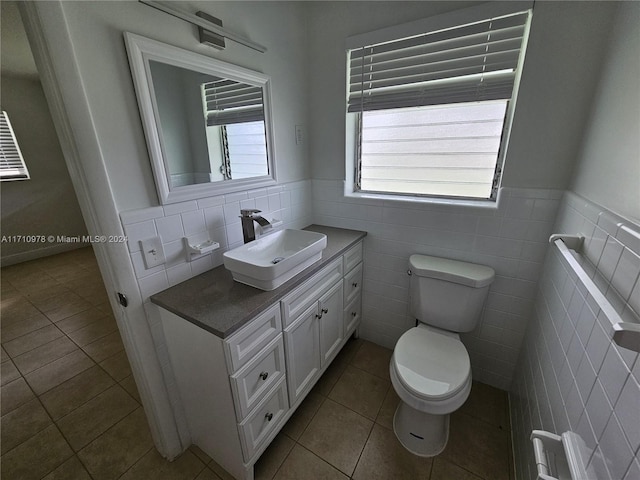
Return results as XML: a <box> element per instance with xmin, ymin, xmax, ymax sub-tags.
<box><xmin>240</xmin><ymin>209</ymin><xmax>271</xmax><ymax>243</ymax></box>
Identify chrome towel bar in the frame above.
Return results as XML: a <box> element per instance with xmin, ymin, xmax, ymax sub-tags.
<box><xmin>550</xmin><ymin>234</ymin><xmax>640</xmax><ymax>353</ymax></box>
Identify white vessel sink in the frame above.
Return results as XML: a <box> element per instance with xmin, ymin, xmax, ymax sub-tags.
<box><xmin>223</xmin><ymin>229</ymin><xmax>328</xmax><ymax>290</ymax></box>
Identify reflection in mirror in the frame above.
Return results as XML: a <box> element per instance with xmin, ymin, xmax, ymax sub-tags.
<box><xmin>149</xmin><ymin>61</ymin><xmax>268</xmax><ymax>188</ymax></box>
<box><xmin>124</xmin><ymin>33</ymin><xmax>276</xmax><ymax>204</ymax></box>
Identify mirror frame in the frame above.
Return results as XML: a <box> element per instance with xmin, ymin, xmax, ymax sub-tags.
<box><xmin>124</xmin><ymin>32</ymin><xmax>277</xmax><ymax>204</ymax></box>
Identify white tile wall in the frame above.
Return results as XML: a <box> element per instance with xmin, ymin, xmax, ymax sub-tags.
<box><xmin>313</xmin><ymin>180</ymin><xmax>563</xmax><ymax>390</ymax></box>
<box><xmin>510</xmin><ymin>191</ymin><xmax>640</xmax><ymax>480</ymax></box>
<box><xmin>120</xmin><ymin>179</ymin><xmax>313</xmax><ymax>301</ymax></box>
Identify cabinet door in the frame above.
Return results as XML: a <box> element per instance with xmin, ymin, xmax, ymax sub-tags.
<box><xmin>319</xmin><ymin>280</ymin><xmax>344</xmax><ymax>367</ymax></box>
<box><xmin>283</xmin><ymin>303</ymin><xmax>321</xmax><ymax>405</ymax></box>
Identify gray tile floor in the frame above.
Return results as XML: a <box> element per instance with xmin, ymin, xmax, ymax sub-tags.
<box><xmin>1</xmin><ymin>247</ymin><xmax>514</xmax><ymax>479</ymax></box>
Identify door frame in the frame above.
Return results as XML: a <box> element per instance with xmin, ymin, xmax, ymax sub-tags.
<box><xmin>18</xmin><ymin>0</ymin><xmax>184</xmax><ymax>458</ymax></box>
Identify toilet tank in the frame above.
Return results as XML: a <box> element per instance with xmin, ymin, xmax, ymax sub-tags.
<box><xmin>408</xmin><ymin>254</ymin><xmax>495</xmax><ymax>333</ymax></box>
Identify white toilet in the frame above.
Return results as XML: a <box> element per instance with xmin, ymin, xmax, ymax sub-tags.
<box><xmin>390</xmin><ymin>254</ymin><xmax>495</xmax><ymax>457</ymax></box>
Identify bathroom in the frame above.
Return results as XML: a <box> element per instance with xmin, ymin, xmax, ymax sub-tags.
<box><xmin>1</xmin><ymin>1</ymin><xmax>638</xmax><ymax>479</ymax></box>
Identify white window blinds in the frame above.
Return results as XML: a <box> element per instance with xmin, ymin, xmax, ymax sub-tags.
<box><xmin>0</xmin><ymin>111</ymin><xmax>30</xmax><ymax>181</ymax></box>
<box><xmin>202</xmin><ymin>79</ymin><xmax>264</xmax><ymax>126</ymax></box>
<box><xmin>347</xmin><ymin>11</ymin><xmax>530</xmax><ymax>113</ymax></box>
<box><xmin>225</xmin><ymin>121</ymin><xmax>269</xmax><ymax>179</ymax></box>
<box><xmin>359</xmin><ymin>101</ymin><xmax>507</xmax><ymax>198</ymax></box>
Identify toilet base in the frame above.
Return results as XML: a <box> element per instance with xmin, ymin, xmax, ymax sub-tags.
<box><xmin>393</xmin><ymin>401</ymin><xmax>449</xmax><ymax>457</ymax></box>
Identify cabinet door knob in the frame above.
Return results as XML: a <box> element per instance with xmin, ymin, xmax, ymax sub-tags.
<box><xmin>352</xmin><ymin>282</ymin><xmax>358</xmax><ymax>288</ymax></box>
<box><xmin>265</xmin><ymin>412</ymin><xmax>273</xmax><ymax>422</ymax></box>
<box><xmin>322</xmin><ymin>308</ymin><xmax>328</xmax><ymax>314</ymax></box>
<box><xmin>351</xmin><ymin>311</ymin><xmax>357</xmax><ymax>317</ymax></box>
<box><xmin>259</xmin><ymin>371</ymin><xmax>269</xmax><ymax>381</ymax></box>
<box><xmin>315</xmin><ymin>313</ymin><xmax>323</xmax><ymax>319</ymax></box>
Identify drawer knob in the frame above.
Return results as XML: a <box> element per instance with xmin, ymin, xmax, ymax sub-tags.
<box><xmin>259</xmin><ymin>371</ymin><xmax>269</xmax><ymax>381</ymax></box>
<box><xmin>352</xmin><ymin>282</ymin><xmax>358</xmax><ymax>288</ymax></box>
<box><xmin>265</xmin><ymin>412</ymin><xmax>273</xmax><ymax>422</ymax></box>
<box><xmin>351</xmin><ymin>311</ymin><xmax>357</xmax><ymax>317</ymax></box>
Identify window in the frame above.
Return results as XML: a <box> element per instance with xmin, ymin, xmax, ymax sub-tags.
<box><xmin>347</xmin><ymin>5</ymin><xmax>531</xmax><ymax>200</ymax></box>
<box><xmin>0</xmin><ymin>111</ymin><xmax>30</xmax><ymax>181</ymax></box>
<box><xmin>202</xmin><ymin>79</ymin><xmax>268</xmax><ymax>180</ymax></box>
<box><xmin>223</xmin><ymin>121</ymin><xmax>268</xmax><ymax>180</ymax></box>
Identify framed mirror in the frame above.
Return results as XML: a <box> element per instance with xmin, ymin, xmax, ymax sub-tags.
<box><xmin>124</xmin><ymin>32</ymin><xmax>276</xmax><ymax>204</ymax></box>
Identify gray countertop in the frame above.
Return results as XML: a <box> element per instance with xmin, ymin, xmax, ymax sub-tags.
<box><xmin>150</xmin><ymin>225</ymin><xmax>367</xmax><ymax>338</ymax></box>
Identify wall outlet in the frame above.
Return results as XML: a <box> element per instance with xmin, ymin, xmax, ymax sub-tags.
<box><xmin>140</xmin><ymin>236</ymin><xmax>165</xmax><ymax>269</ymax></box>
<box><xmin>295</xmin><ymin>124</ymin><xmax>304</xmax><ymax>145</ymax></box>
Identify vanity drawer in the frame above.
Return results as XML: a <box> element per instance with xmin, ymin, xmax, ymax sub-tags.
<box><xmin>224</xmin><ymin>304</ymin><xmax>282</xmax><ymax>374</ymax></box>
<box><xmin>230</xmin><ymin>335</ymin><xmax>286</xmax><ymax>421</ymax></box>
<box><xmin>281</xmin><ymin>257</ymin><xmax>343</xmax><ymax>328</ymax></box>
<box><xmin>238</xmin><ymin>377</ymin><xmax>288</xmax><ymax>461</ymax></box>
<box><xmin>343</xmin><ymin>242</ymin><xmax>363</xmax><ymax>274</ymax></box>
<box><xmin>343</xmin><ymin>262</ymin><xmax>363</xmax><ymax>306</ymax></box>
<box><xmin>344</xmin><ymin>294</ymin><xmax>362</xmax><ymax>335</ymax></box>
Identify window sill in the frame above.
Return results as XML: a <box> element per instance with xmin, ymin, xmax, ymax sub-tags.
<box><xmin>344</xmin><ymin>189</ymin><xmax>500</xmax><ymax>211</ymax></box>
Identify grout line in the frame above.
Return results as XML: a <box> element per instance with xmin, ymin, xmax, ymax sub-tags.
<box><xmin>2</xmin><ymin>323</ymin><xmax>63</xmax><ymax>359</ymax></box>
<box><xmin>65</xmin><ymin>320</ymin><xmax>120</xmax><ymax>350</ymax></box>
<box><xmin>21</xmin><ymin>348</ymin><xmax>97</xmax><ymax>397</ymax></box>
<box><xmin>114</xmin><ymin>446</ymin><xmax>155</xmax><ymax>479</ymax></box>
<box><xmin>347</xmin><ymin>412</ymin><xmax>374</xmax><ymax>479</ymax></box>
<box><xmin>11</xmin><ymin>336</ymin><xmax>79</xmax><ymax>376</ymax></box>
<box><xmin>298</xmin><ymin>443</ymin><xmax>352</xmax><ymax>479</ymax></box>
<box><xmin>190</xmin><ymin>460</ymin><xmax>209</xmax><ymax>480</ymax></box>
<box><xmin>0</xmin><ymin>398</ymin><xmax>52</xmax><ymax>455</ymax></box>
<box><xmin>453</xmin><ymin>461</ymin><xmax>488</xmax><ymax>480</ymax></box>
<box><xmin>266</xmin><ymin>437</ymin><xmax>297</xmax><ymax>480</ymax></box>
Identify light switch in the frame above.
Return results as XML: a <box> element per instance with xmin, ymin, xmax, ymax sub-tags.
<box><xmin>140</xmin><ymin>237</ymin><xmax>166</xmax><ymax>269</ymax></box>
<box><xmin>295</xmin><ymin>124</ymin><xmax>304</xmax><ymax>145</ymax></box>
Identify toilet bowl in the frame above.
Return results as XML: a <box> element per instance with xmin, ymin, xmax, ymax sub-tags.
<box><xmin>390</xmin><ymin>324</ymin><xmax>472</xmax><ymax>456</ymax></box>
<box><xmin>390</xmin><ymin>254</ymin><xmax>494</xmax><ymax>457</ymax></box>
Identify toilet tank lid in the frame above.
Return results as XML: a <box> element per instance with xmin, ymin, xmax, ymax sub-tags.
<box><xmin>409</xmin><ymin>254</ymin><xmax>495</xmax><ymax>288</ymax></box>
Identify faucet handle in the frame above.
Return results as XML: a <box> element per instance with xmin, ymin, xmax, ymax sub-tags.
<box><xmin>240</xmin><ymin>209</ymin><xmax>262</xmax><ymax>217</ymax></box>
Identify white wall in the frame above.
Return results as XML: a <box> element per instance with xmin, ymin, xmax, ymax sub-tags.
<box><xmin>510</xmin><ymin>3</ymin><xmax>640</xmax><ymax>479</ymax></box>
<box><xmin>307</xmin><ymin>1</ymin><xmax>616</xmax><ymax>189</ymax></box>
<box><xmin>54</xmin><ymin>0</ymin><xmax>309</xmax><ymax>211</ymax></box>
<box><xmin>571</xmin><ymin>2</ymin><xmax>640</xmax><ymax>223</ymax></box>
<box><xmin>501</xmin><ymin>1</ymin><xmax>617</xmax><ymax>189</ymax></box>
<box><xmin>1</xmin><ymin>0</ymin><xmax>88</xmax><ymax>265</ymax></box>
<box><xmin>150</xmin><ymin>61</ymin><xmax>196</xmax><ymax>176</ymax></box>
<box><xmin>307</xmin><ymin>1</ymin><xmax>618</xmax><ymax>388</ymax></box>
<box><xmin>0</xmin><ymin>75</ymin><xmax>88</xmax><ymax>265</ymax></box>
<box><xmin>150</xmin><ymin>62</ymin><xmax>211</xmax><ymax>178</ymax></box>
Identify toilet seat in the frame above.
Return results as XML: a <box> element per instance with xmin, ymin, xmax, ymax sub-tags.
<box><xmin>393</xmin><ymin>326</ymin><xmax>470</xmax><ymax>402</ymax></box>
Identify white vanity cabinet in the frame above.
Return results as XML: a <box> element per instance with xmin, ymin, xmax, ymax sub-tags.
<box><xmin>159</xmin><ymin>303</ymin><xmax>287</xmax><ymax>480</ymax></box>
<box><xmin>158</xmin><ymin>239</ymin><xmax>363</xmax><ymax>480</ymax></box>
